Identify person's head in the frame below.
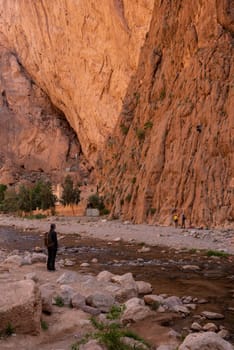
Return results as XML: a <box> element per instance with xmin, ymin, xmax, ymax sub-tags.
<box><xmin>50</xmin><ymin>223</ymin><xmax>56</xmax><ymax>230</ymax></box>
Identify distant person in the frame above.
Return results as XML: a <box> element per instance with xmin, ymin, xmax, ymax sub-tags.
<box><xmin>45</xmin><ymin>223</ymin><xmax>58</xmax><ymax>271</ymax></box>
<box><xmin>181</xmin><ymin>212</ymin><xmax>186</xmax><ymax>229</ymax></box>
<box><xmin>173</xmin><ymin>213</ymin><xmax>179</xmax><ymax>228</ymax></box>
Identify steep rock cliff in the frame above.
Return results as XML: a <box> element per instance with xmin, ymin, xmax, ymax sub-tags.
<box><xmin>0</xmin><ymin>40</ymin><xmax>88</xmax><ymax>185</ymax></box>
<box><xmin>99</xmin><ymin>0</ymin><xmax>234</xmax><ymax>227</ymax></box>
<box><xmin>0</xmin><ymin>0</ymin><xmax>233</xmax><ymax>226</ymax></box>
<box><xmin>0</xmin><ymin>0</ymin><xmax>153</xmax><ymax>161</ymax></box>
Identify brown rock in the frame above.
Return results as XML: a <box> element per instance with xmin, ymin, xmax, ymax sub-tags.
<box><xmin>0</xmin><ymin>280</ymin><xmax>41</xmax><ymax>335</ymax></box>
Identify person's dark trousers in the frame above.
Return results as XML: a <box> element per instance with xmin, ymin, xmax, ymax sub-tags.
<box><xmin>47</xmin><ymin>247</ymin><xmax>57</xmax><ymax>271</ymax></box>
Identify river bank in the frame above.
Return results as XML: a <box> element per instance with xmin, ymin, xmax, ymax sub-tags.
<box><xmin>0</xmin><ymin>215</ymin><xmax>234</xmax><ymax>349</ymax></box>
<box><xmin>0</xmin><ymin>214</ymin><xmax>233</xmax><ymax>254</ymax></box>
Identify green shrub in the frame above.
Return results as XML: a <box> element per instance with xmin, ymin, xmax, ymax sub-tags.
<box><xmin>87</xmin><ymin>193</ymin><xmax>108</xmax><ymax>215</ymax></box>
<box><xmin>149</xmin><ymin>301</ymin><xmax>160</xmax><ymax>311</ymax></box>
<box><xmin>41</xmin><ymin>319</ymin><xmax>48</xmax><ymax>330</ymax></box>
<box><xmin>160</xmin><ymin>87</ymin><xmax>166</xmax><ymax>101</ymax></box>
<box><xmin>189</xmin><ymin>248</ymin><xmax>197</xmax><ymax>254</ymax></box>
<box><xmin>120</xmin><ymin>124</ymin><xmax>129</xmax><ymax>135</ymax></box>
<box><xmin>5</xmin><ymin>323</ymin><xmax>15</xmax><ymax>336</ymax></box>
<box><xmin>54</xmin><ymin>296</ymin><xmax>64</xmax><ymax>307</ymax></box>
<box><xmin>136</xmin><ymin>128</ymin><xmax>145</xmax><ymax>141</ymax></box>
<box><xmin>71</xmin><ymin>306</ymin><xmax>149</xmax><ymax>350</ymax></box>
<box><xmin>144</xmin><ymin>121</ymin><xmax>153</xmax><ymax>130</ymax></box>
<box><xmin>25</xmin><ymin>214</ymin><xmax>47</xmax><ymax>220</ymax></box>
<box><xmin>206</xmin><ymin>250</ymin><xmax>229</xmax><ymax>258</ymax></box>
<box><xmin>107</xmin><ymin>305</ymin><xmax>126</xmax><ymax>320</ymax></box>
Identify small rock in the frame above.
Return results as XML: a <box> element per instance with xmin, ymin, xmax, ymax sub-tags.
<box><xmin>137</xmin><ymin>246</ymin><xmax>151</xmax><ymax>253</ymax></box>
<box><xmin>64</xmin><ymin>259</ymin><xmax>75</xmax><ymax>266</ymax></box>
<box><xmin>201</xmin><ymin>311</ymin><xmax>225</xmax><ymax>320</ymax></box>
<box><xmin>203</xmin><ymin>322</ymin><xmax>218</xmax><ymax>332</ymax></box>
<box><xmin>182</xmin><ymin>265</ymin><xmax>200</xmax><ymax>271</ymax></box>
<box><xmin>191</xmin><ymin>322</ymin><xmax>202</xmax><ymax>331</ymax></box>
<box><xmin>80</xmin><ymin>262</ymin><xmax>90</xmax><ymax>267</ymax></box>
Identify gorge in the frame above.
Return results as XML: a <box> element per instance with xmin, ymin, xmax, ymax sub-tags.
<box><xmin>0</xmin><ymin>0</ymin><xmax>233</xmax><ymax>227</ymax></box>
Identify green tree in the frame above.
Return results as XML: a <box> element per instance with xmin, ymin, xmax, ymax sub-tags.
<box><xmin>32</xmin><ymin>181</ymin><xmax>56</xmax><ymax>210</ymax></box>
<box><xmin>61</xmin><ymin>175</ymin><xmax>81</xmax><ymax>212</ymax></box>
<box><xmin>87</xmin><ymin>193</ymin><xmax>108</xmax><ymax>215</ymax></box>
<box><xmin>18</xmin><ymin>185</ymin><xmax>33</xmax><ymax>213</ymax></box>
<box><xmin>0</xmin><ymin>189</ymin><xmax>19</xmax><ymax>213</ymax></box>
<box><xmin>0</xmin><ymin>184</ymin><xmax>7</xmax><ymax>203</ymax></box>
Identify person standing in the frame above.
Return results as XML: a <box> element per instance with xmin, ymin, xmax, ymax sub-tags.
<box><xmin>46</xmin><ymin>223</ymin><xmax>58</xmax><ymax>271</ymax></box>
<box><xmin>181</xmin><ymin>212</ymin><xmax>186</xmax><ymax>229</ymax></box>
<box><xmin>173</xmin><ymin>213</ymin><xmax>179</xmax><ymax>228</ymax></box>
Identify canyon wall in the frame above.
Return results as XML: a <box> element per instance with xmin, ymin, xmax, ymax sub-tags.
<box><xmin>0</xmin><ymin>40</ymin><xmax>89</xmax><ymax>185</ymax></box>
<box><xmin>0</xmin><ymin>0</ymin><xmax>233</xmax><ymax>226</ymax></box>
<box><xmin>99</xmin><ymin>0</ymin><xmax>234</xmax><ymax>227</ymax></box>
<box><xmin>0</xmin><ymin>0</ymin><xmax>153</xmax><ymax>160</ymax></box>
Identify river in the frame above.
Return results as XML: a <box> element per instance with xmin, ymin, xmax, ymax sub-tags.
<box><xmin>0</xmin><ymin>225</ymin><xmax>234</xmax><ymax>343</ymax></box>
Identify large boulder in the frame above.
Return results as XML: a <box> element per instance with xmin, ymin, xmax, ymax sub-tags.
<box><xmin>121</xmin><ymin>297</ymin><xmax>154</xmax><ymax>323</ymax></box>
<box><xmin>86</xmin><ymin>292</ymin><xmax>115</xmax><ymax>312</ymax></box>
<box><xmin>0</xmin><ymin>280</ymin><xmax>41</xmax><ymax>335</ymax></box>
<box><xmin>178</xmin><ymin>332</ymin><xmax>234</xmax><ymax>350</ymax></box>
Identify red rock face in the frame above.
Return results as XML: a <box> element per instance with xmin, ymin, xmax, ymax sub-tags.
<box><xmin>99</xmin><ymin>0</ymin><xmax>234</xmax><ymax>227</ymax></box>
<box><xmin>0</xmin><ymin>1</ymin><xmax>233</xmax><ymax>226</ymax></box>
<box><xmin>0</xmin><ymin>43</ymin><xmax>89</xmax><ymax>185</ymax></box>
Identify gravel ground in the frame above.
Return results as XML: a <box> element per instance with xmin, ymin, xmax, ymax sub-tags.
<box><xmin>0</xmin><ymin>215</ymin><xmax>233</xmax><ymax>254</ymax></box>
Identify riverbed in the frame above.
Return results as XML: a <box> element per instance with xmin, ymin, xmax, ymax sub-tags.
<box><xmin>0</xmin><ymin>225</ymin><xmax>234</xmax><ymax>343</ymax></box>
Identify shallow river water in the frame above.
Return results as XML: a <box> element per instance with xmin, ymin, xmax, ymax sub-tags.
<box><xmin>1</xmin><ymin>225</ymin><xmax>234</xmax><ymax>343</ymax></box>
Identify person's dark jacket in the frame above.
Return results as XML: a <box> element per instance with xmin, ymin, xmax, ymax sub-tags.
<box><xmin>49</xmin><ymin>229</ymin><xmax>58</xmax><ymax>249</ymax></box>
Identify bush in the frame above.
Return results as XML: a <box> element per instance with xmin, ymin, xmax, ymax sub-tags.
<box><xmin>54</xmin><ymin>296</ymin><xmax>64</xmax><ymax>307</ymax></box>
<box><xmin>41</xmin><ymin>319</ymin><xmax>48</xmax><ymax>330</ymax></box>
<box><xmin>120</xmin><ymin>124</ymin><xmax>129</xmax><ymax>135</ymax></box>
<box><xmin>206</xmin><ymin>250</ymin><xmax>229</xmax><ymax>258</ymax></box>
<box><xmin>87</xmin><ymin>193</ymin><xmax>108</xmax><ymax>215</ymax></box>
<box><xmin>136</xmin><ymin>128</ymin><xmax>145</xmax><ymax>141</ymax></box>
<box><xmin>144</xmin><ymin>121</ymin><xmax>153</xmax><ymax>130</ymax></box>
<box><xmin>25</xmin><ymin>214</ymin><xmax>47</xmax><ymax>220</ymax></box>
<box><xmin>71</xmin><ymin>308</ymin><xmax>149</xmax><ymax>350</ymax></box>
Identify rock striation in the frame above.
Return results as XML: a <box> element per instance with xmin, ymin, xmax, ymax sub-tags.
<box><xmin>0</xmin><ymin>0</ymin><xmax>154</xmax><ymax>161</ymax></box>
<box><xmin>99</xmin><ymin>0</ymin><xmax>234</xmax><ymax>227</ymax></box>
<box><xmin>0</xmin><ymin>0</ymin><xmax>233</xmax><ymax>226</ymax></box>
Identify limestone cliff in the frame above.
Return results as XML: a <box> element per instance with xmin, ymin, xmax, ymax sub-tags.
<box><xmin>0</xmin><ymin>0</ymin><xmax>233</xmax><ymax>226</ymax></box>
<box><xmin>99</xmin><ymin>0</ymin><xmax>234</xmax><ymax>227</ymax></box>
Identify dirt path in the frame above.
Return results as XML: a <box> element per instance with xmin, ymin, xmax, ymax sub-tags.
<box><xmin>0</xmin><ymin>215</ymin><xmax>233</xmax><ymax>254</ymax></box>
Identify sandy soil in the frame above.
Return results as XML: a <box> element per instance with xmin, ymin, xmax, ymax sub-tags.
<box><xmin>0</xmin><ymin>214</ymin><xmax>233</xmax><ymax>254</ymax></box>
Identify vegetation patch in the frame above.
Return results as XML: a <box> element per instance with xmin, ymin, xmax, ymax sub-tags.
<box><xmin>71</xmin><ymin>306</ymin><xmax>149</xmax><ymax>350</ymax></box>
<box><xmin>41</xmin><ymin>319</ymin><xmax>49</xmax><ymax>331</ymax></box>
<box><xmin>0</xmin><ymin>323</ymin><xmax>15</xmax><ymax>338</ymax></box>
<box><xmin>54</xmin><ymin>296</ymin><xmax>64</xmax><ymax>307</ymax></box>
<box><xmin>120</xmin><ymin>123</ymin><xmax>129</xmax><ymax>135</ymax></box>
<box><xmin>206</xmin><ymin>250</ymin><xmax>229</xmax><ymax>258</ymax></box>
<box><xmin>136</xmin><ymin>128</ymin><xmax>145</xmax><ymax>141</ymax></box>
<box><xmin>144</xmin><ymin>121</ymin><xmax>153</xmax><ymax>130</ymax></box>
<box><xmin>25</xmin><ymin>213</ymin><xmax>47</xmax><ymax>220</ymax></box>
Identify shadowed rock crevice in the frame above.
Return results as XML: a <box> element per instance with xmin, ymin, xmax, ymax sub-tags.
<box><xmin>0</xmin><ymin>44</ymin><xmax>90</xmax><ymax>185</ymax></box>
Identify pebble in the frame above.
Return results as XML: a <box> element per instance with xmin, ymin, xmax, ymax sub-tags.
<box><xmin>201</xmin><ymin>311</ymin><xmax>225</xmax><ymax>320</ymax></box>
